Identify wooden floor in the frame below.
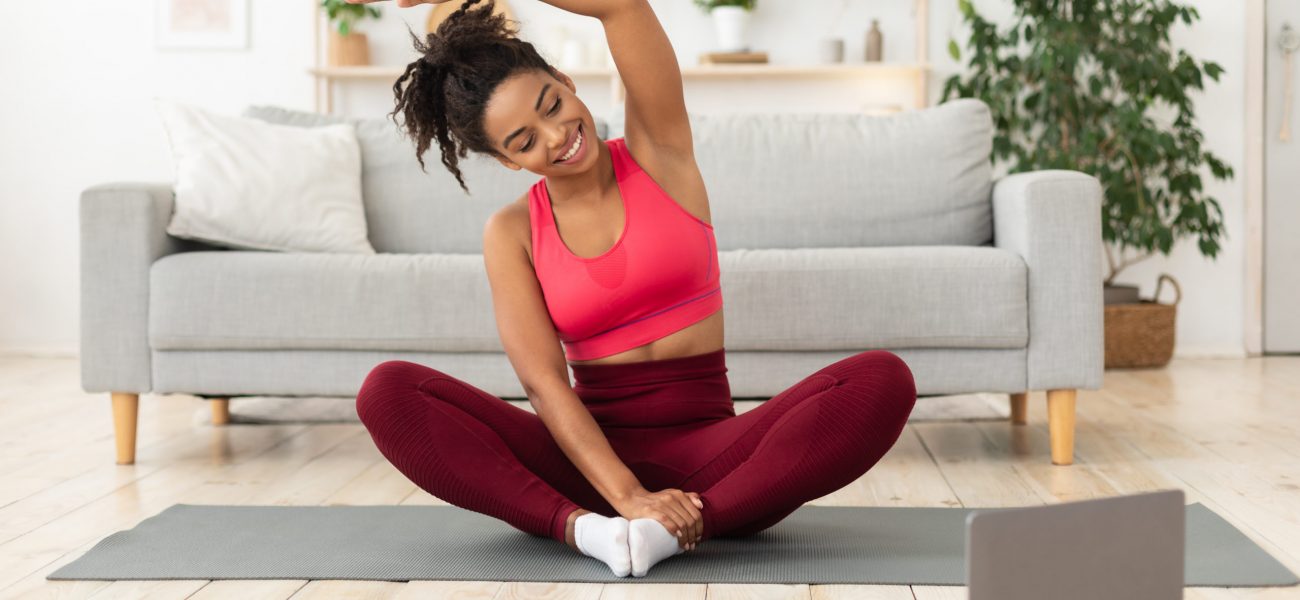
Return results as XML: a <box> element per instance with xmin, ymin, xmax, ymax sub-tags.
<box><xmin>2</xmin><ymin>356</ymin><xmax>1299</xmax><ymax>599</ymax></box>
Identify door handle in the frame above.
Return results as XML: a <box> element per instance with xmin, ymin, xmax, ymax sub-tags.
<box><xmin>1278</xmin><ymin>23</ymin><xmax>1300</xmax><ymax>142</ymax></box>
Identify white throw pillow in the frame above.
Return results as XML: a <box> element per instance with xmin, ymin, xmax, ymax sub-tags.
<box><xmin>154</xmin><ymin>97</ymin><xmax>375</xmax><ymax>254</ymax></box>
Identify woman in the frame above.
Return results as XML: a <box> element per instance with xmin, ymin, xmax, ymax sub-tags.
<box><xmin>349</xmin><ymin>0</ymin><xmax>918</xmax><ymax>578</ymax></box>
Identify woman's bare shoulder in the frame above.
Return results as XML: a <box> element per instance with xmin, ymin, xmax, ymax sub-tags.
<box><xmin>485</xmin><ymin>193</ymin><xmax>535</xmax><ymax>263</ymax></box>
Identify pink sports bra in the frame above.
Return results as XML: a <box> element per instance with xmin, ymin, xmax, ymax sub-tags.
<box><xmin>528</xmin><ymin>137</ymin><xmax>722</xmax><ymax>361</ymax></box>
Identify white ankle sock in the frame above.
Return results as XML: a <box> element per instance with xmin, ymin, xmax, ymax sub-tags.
<box><xmin>573</xmin><ymin>512</ymin><xmax>632</xmax><ymax>577</ymax></box>
<box><xmin>628</xmin><ymin>518</ymin><xmax>685</xmax><ymax>577</ymax></box>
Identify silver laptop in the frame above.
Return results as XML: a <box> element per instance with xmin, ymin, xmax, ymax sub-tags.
<box><xmin>966</xmin><ymin>489</ymin><xmax>1185</xmax><ymax>600</ymax></box>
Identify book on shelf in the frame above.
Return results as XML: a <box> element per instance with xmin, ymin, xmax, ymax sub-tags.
<box><xmin>698</xmin><ymin>51</ymin><xmax>769</xmax><ymax>65</ymax></box>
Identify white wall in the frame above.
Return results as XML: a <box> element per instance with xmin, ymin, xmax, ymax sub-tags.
<box><xmin>0</xmin><ymin>0</ymin><xmax>1249</xmax><ymax>358</ymax></box>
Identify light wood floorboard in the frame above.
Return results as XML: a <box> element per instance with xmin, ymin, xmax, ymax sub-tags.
<box><xmin>1</xmin><ymin>355</ymin><xmax>1298</xmax><ymax>599</ymax></box>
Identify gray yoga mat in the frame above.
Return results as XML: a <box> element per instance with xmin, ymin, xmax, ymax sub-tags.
<box><xmin>47</xmin><ymin>503</ymin><xmax>1299</xmax><ymax>586</ymax></box>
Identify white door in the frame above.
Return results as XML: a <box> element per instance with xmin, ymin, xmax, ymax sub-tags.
<box><xmin>1265</xmin><ymin>2</ymin><xmax>1300</xmax><ymax>353</ymax></box>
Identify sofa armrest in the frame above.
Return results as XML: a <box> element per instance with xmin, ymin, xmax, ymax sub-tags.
<box><xmin>80</xmin><ymin>182</ymin><xmax>208</xmax><ymax>393</ymax></box>
<box><xmin>993</xmin><ymin>170</ymin><xmax>1104</xmax><ymax>391</ymax></box>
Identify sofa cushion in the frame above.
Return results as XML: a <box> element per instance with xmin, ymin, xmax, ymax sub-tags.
<box><xmin>149</xmin><ymin>251</ymin><xmax>500</xmax><ymax>353</ymax></box>
<box><xmin>156</xmin><ymin>99</ymin><xmax>374</xmax><ymax>254</ymax></box>
<box><xmin>688</xmin><ymin>98</ymin><xmax>995</xmax><ymax>250</ymax></box>
<box><xmin>720</xmin><ymin>246</ymin><xmax>1026</xmax><ymax>350</ymax></box>
<box><xmin>148</xmin><ymin>246</ymin><xmax>1026</xmax><ymax>352</ymax></box>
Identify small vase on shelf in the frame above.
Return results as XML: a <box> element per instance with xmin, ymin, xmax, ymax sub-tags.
<box><xmin>819</xmin><ymin>38</ymin><xmax>845</xmax><ymax>64</ymax></box>
<box><xmin>711</xmin><ymin>6</ymin><xmax>751</xmax><ymax>52</ymax></box>
<box><xmin>865</xmin><ymin>19</ymin><xmax>883</xmax><ymax>62</ymax></box>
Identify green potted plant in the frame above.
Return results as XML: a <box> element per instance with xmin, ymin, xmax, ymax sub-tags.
<box><xmin>321</xmin><ymin>0</ymin><xmax>383</xmax><ymax>66</ymax></box>
<box><xmin>941</xmin><ymin>0</ymin><xmax>1233</xmax><ymax>368</ymax></box>
<box><xmin>693</xmin><ymin>0</ymin><xmax>758</xmax><ymax>53</ymax></box>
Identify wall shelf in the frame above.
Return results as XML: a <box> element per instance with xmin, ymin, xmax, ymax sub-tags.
<box><xmin>311</xmin><ymin>0</ymin><xmax>930</xmax><ymax>114</ymax></box>
<box><xmin>309</xmin><ymin>62</ymin><xmax>929</xmax><ymax>79</ymax></box>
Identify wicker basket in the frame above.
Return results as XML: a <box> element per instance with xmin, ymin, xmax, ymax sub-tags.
<box><xmin>1104</xmin><ymin>274</ymin><xmax>1181</xmax><ymax>369</ymax></box>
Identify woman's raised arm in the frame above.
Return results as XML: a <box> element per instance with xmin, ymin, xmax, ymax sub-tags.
<box><xmin>346</xmin><ymin>0</ymin><xmax>631</xmax><ymax>21</ymax></box>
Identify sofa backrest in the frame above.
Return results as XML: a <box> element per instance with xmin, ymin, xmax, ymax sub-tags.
<box><xmin>675</xmin><ymin>98</ymin><xmax>994</xmax><ymax>249</ymax></box>
<box><xmin>242</xmin><ymin>97</ymin><xmax>993</xmax><ymax>253</ymax></box>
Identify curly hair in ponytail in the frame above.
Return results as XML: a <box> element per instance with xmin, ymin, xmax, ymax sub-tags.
<box><xmin>389</xmin><ymin>0</ymin><xmax>558</xmax><ymax>195</ymax></box>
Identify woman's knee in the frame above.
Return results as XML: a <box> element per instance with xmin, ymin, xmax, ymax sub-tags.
<box><xmin>840</xmin><ymin>350</ymin><xmax>917</xmax><ymax>420</ymax></box>
<box><xmin>355</xmin><ymin>360</ymin><xmax>441</xmax><ymax>422</ymax></box>
<box><xmin>866</xmin><ymin>350</ymin><xmax>915</xmax><ymax>383</ymax></box>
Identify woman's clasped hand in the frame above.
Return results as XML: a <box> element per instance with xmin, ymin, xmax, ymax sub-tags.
<box><xmin>615</xmin><ymin>487</ymin><xmax>704</xmax><ymax>551</ymax></box>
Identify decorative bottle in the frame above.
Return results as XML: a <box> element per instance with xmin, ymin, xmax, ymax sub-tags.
<box><xmin>865</xmin><ymin>19</ymin><xmax>883</xmax><ymax>62</ymax></box>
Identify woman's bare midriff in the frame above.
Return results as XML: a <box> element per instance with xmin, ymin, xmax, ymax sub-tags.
<box><xmin>566</xmin><ymin>308</ymin><xmax>724</xmax><ymax>366</ymax></box>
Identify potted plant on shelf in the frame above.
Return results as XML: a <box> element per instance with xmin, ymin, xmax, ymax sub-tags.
<box><xmin>321</xmin><ymin>0</ymin><xmax>382</xmax><ymax>67</ymax></box>
<box><xmin>425</xmin><ymin>0</ymin><xmax>515</xmax><ymax>36</ymax></box>
<box><xmin>940</xmin><ymin>0</ymin><xmax>1233</xmax><ymax>369</ymax></box>
<box><xmin>693</xmin><ymin>0</ymin><xmax>758</xmax><ymax>53</ymax></box>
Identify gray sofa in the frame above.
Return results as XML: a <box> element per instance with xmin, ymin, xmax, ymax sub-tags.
<box><xmin>80</xmin><ymin>98</ymin><xmax>1103</xmax><ymax>467</ymax></box>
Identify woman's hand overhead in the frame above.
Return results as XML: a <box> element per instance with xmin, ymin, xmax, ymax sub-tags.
<box><xmin>344</xmin><ymin>0</ymin><xmax>452</xmax><ymax>6</ymax></box>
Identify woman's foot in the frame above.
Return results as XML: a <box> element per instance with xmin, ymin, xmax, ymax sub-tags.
<box><xmin>628</xmin><ymin>518</ymin><xmax>686</xmax><ymax>577</ymax></box>
<box><xmin>567</xmin><ymin>509</ymin><xmax>632</xmax><ymax>577</ymax></box>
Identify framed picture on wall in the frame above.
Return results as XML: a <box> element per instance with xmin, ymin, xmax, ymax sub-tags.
<box><xmin>156</xmin><ymin>0</ymin><xmax>249</xmax><ymax>50</ymax></box>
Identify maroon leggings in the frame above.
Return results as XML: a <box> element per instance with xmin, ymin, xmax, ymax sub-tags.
<box><xmin>354</xmin><ymin>348</ymin><xmax>916</xmax><ymax>544</ymax></box>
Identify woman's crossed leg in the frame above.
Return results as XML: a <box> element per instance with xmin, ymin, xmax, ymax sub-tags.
<box><xmin>354</xmin><ymin>360</ymin><xmax>615</xmax><ymax>544</ymax></box>
<box><xmin>654</xmin><ymin>349</ymin><xmax>918</xmax><ymax>540</ymax></box>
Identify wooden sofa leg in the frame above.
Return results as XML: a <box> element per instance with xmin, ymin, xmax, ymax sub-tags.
<box><xmin>1046</xmin><ymin>389</ymin><xmax>1077</xmax><ymax>465</ymax></box>
<box><xmin>1009</xmin><ymin>392</ymin><xmax>1028</xmax><ymax>425</ymax></box>
<box><xmin>111</xmin><ymin>392</ymin><xmax>139</xmax><ymax>465</ymax></box>
<box><xmin>211</xmin><ymin>398</ymin><xmax>231</xmax><ymax>425</ymax></box>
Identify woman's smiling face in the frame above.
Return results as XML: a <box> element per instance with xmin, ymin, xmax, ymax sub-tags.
<box><xmin>485</xmin><ymin>68</ymin><xmax>596</xmax><ymax>175</ymax></box>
